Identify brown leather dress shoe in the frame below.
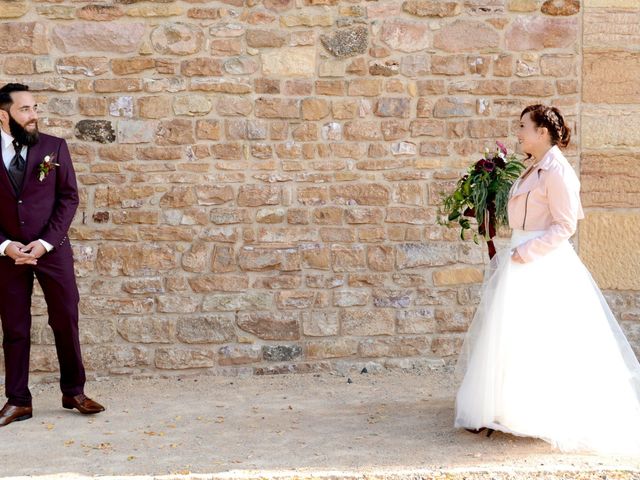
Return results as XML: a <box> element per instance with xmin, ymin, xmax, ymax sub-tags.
<box><xmin>0</xmin><ymin>403</ymin><xmax>33</xmax><ymax>427</ymax></box>
<box><xmin>62</xmin><ymin>394</ymin><xmax>105</xmax><ymax>414</ymax></box>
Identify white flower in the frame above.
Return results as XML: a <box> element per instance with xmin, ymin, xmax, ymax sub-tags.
<box><xmin>44</xmin><ymin>155</ymin><xmax>50</xmax><ymax>163</ymax></box>
<box><xmin>38</xmin><ymin>172</ymin><xmax>45</xmax><ymax>182</ymax></box>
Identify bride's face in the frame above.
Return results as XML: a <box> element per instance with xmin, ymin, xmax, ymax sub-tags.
<box><xmin>517</xmin><ymin>113</ymin><xmax>547</xmax><ymax>156</ymax></box>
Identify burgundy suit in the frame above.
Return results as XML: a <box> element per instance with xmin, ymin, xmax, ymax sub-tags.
<box><xmin>0</xmin><ymin>132</ymin><xmax>84</xmax><ymax>407</ymax></box>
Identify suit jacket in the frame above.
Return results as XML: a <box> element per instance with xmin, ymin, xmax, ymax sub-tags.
<box><xmin>507</xmin><ymin>145</ymin><xmax>584</xmax><ymax>263</ymax></box>
<box><xmin>0</xmin><ymin>133</ymin><xmax>78</xmax><ymax>249</ymax></box>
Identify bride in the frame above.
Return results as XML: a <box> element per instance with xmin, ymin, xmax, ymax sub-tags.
<box><xmin>454</xmin><ymin>104</ymin><xmax>640</xmax><ymax>454</ymax></box>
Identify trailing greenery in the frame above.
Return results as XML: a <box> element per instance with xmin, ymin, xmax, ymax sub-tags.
<box><xmin>438</xmin><ymin>142</ymin><xmax>525</xmax><ymax>244</ymax></box>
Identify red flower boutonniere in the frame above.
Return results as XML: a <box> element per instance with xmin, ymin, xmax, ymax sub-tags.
<box><xmin>38</xmin><ymin>153</ymin><xmax>59</xmax><ymax>182</ymax></box>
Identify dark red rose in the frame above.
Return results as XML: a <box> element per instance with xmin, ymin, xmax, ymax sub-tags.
<box><xmin>483</xmin><ymin>159</ymin><xmax>495</xmax><ymax>172</ymax></box>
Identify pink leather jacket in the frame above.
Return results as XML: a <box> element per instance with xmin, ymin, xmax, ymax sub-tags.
<box><xmin>508</xmin><ymin>145</ymin><xmax>584</xmax><ymax>263</ymax></box>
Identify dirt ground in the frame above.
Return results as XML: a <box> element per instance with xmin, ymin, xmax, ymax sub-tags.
<box><xmin>1</xmin><ymin>368</ymin><xmax>639</xmax><ymax>479</ymax></box>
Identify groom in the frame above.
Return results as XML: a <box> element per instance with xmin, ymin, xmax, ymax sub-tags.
<box><xmin>0</xmin><ymin>83</ymin><xmax>104</xmax><ymax>426</ymax></box>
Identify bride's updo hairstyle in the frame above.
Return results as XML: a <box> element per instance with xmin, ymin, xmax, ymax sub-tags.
<box><xmin>520</xmin><ymin>104</ymin><xmax>571</xmax><ymax>148</ymax></box>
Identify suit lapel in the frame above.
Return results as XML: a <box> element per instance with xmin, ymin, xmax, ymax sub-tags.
<box><xmin>24</xmin><ymin>141</ymin><xmax>42</xmax><ymax>190</ymax></box>
<box><xmin>510</xmin><ymin>167</ymin><xmax>540</xmax><ymax>198</ymax></box>
<box><xmin>510</xmin><ymin>148</ymin><xmax>558</xmax><ymax>198</ymax></box>
<box><xmin>0</xmin><ymin>145</ymin><xmax>17</xmax><ymax>198</ymax></box>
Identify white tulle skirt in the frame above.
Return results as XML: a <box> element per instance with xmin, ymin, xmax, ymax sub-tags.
<box><xmin>455</xmin><ymin>229</ymin><xmax>640</xmax><ymax>455</ymax></box>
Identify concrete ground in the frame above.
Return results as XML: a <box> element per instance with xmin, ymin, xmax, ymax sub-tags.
<box><xmin>1</xmin><ymin>369</ymin><xmax>639</xmax><ymax>480</ymax></box>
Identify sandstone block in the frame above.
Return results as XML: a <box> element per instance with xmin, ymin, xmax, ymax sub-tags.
<box><xmin>397</xmin><ymin>308</ymin><xmax>436</xmax><ymax>334</ymax></box>
<box><xmin>302</xmin><ymin>311</ymin><xmax>339</xmax><ymax>337</ymax></box>
<box><xmin>173</xmin><ymin>95</ymin><xmax>212</xmax><ymax>116</ymax></box>
<box><xmin>541</xmin><ymin>0</ymin><xmax>580</xmax><ymax>16</ymax></box>
<box><xmin>306</xmin><ymin>338</ymin><xmax>358</xmax><ymax>359</ymax></box>
<box><xmin>581</xmin><ymin>152</ymin><xmax>640</xmax><ymax>208</ymax></box>
<box><xmin>151</xmin><ymin>23</ymin><xmax>204</xmax><ymax>55</ymax></box>
<box><xmin>343</xmin><ymin>119</ymin><xmax>382</xmax><ymax>141</ymax></box>
<box><xmin>203</xmin><ymin>293</ymin><xmax>271</xmax><ymax>312</ymax></box>
<box><xmin>583</xmin><ymin>53</ymin><xmax>640</xmax><ymax>104</ymax></box>
<box><xmin>155</xmin><ymin>348</ymin><xmax>215</xmax><ymax>369</ymax></box>
<box><xmin>52</xmin><ymin>22</ymin><xmax>144</xmax><ymax>53</ymax></box>
<box><xmin>137</xmin><ymin>96</ymin><xmax>172</xmax><ymax>119</ymax></box>
<box><xmin>331</xmin><ymin>244</ymin><xmax>366</xmax><ymax>272</ymax></box>
<box><xmin>239</xmin><ymin>246</ymin><xmax>301</xmax><ymax>271</ymax></box>
<box><xmin>301</xmin><ymin>98</ymin><xmax>330</xmax><ymax>120</ymax></box>
<box><xmin>403</xmin><ymin>0</ymin><xmax>461</xmax><ymax>17</ymax></box>
<box><xmin>218</xmin><ymin>344</ymin><xmax>262</xmax><ymax>366</ymax></box>
<box><xmin>118</xmin><ymin>317</ymin><xmax>175</xmax><ymax>343</ymax></box>
<box><xmin>188</xmin><ymin>275</ymin><xmax>248</xmax><ymax>293</ymax></box>
<box><xmin>397</xmin><ymin>243</ymin><xmax>457</xmax><ymax>269</ymax></box>
<box><xmin>126</xmin><ymin>4</ymin><xmax>183</xmax><ymax>17</ymax></box>
<box><xmin>255</xmin><ymin>98</ymin><xmax>300</xmax><ymax>119</ymax></box>
<box><xmin>195</xmin><ymin>120</ymin><xmax>222</xmax><ymax>140</ymax></box>
<box><xmin>96</xmin><ymin>245</ymin><xmax>177</xmax><ymax>276</ymax></box>
<box><xmin>434</xmin><ymin>97</ymin><xmax>474</xmax><ymax>118</ymax></box>
<box><xmin>0</xmin><ymin>22</ymin><xmax>48</xmax><ymax>54</ymax></box>
<box><xmin>380</xmin><ymin>18</ymin><xmax>430</xmax><ymax>53</ymax></box>
<box><xmin>176</xmin><ymin>315</ymin><xmax>237</xmax><ymax>344</ymax></box>
<box><xmin>434</xmin><ymin>21</ymin><xmax>499</xmax><ymax>52</ymax></box>
<box><xmin>433</xmin><ymin>267</ymin><xmax>483</xmax><ymax>286</ymax></box>
<box><xmin>156</xmin><ymin>119</ymin><xmax>194</xmax><ymax>145</ymax></box>
<box><xmin>280</xmin><ymin>14</ymin><xmax>332</xmax><ymax>27</ymax></box>
<box><xmin>341</xmin><ymin>309</ymin><xmax>395</xmax><ymax>336</ymax></box>
<box><xmin>262</xmin><ymin>47</ymin><xmax>315</xmax><ymax>77</ymax></box>
<box><xmin>276</xmin><ymin>291</ymin><xmax>316</xmax><ymax>309</ymax></box>
<box><xmin>375</xmin><ymin>98</ymin><xmax>410</xmax><ymax>118</ymax></box>
<box><xmin>329</xmin><ymin>184</ymin><xmax>390</xmax><ymax>206</ymax></box>
<box><xmin>580</xmin><ymin>212</ymin><xmax>640</xmax><ymax>290</ymax></box>
<box><xmin>583</xmin><ymin>111</ymin><xmax>640</xmax><ymax>149</ymax></box>
<box><xmin>584</xmin><ymin>11</ymin><xmax>640</xmax><ymax>53</ymax></box>
<box><xmin>246</xmin><ymin>29</ymin><xmax>288</xmax><ymax>48</ymax></box>
<box><xmin>333</xmin><ymin>290</ymin><xmax>370</xmax><ymax>307</ymax></box>
<box><xmin>237</xmin><ymin>311</ymin><xmax>300</xmax><ymax>340</ymax></box>
<box><xmin>76</xmin><ymin>4</ymin><xmax>124</xmax><ymax>21</ymax></box>
<box><xmin>506</xmin><ymin>17</ymin><xmax>578</xmax><ymax>51</ymax></box>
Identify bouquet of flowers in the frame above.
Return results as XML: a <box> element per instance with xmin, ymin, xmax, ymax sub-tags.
<box><xmin>438</xmin><ymin>141</ymin><xmax>525</xmax><ymax>259</ymax></box>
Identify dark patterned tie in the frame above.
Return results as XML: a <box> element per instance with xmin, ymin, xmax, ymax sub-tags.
<box><xmin>8</xmin><ymin>140</ymin><xmax>26</xmax><ymax>194</ymax></box>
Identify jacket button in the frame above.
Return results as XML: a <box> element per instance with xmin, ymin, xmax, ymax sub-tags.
<box><xmin>19</xmin><ymin>221</ymin><xmax>24</xmax><ymax>225</ymax></box>
<box><xmin>17</xmin><ymin>200</ymin><xmax>23</xmax><ymax>204</ymax></box>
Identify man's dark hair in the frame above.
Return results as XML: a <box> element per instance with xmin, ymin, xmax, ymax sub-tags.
<box><xmin>0</xmin><ymin>83</ymin><xmax>29</xmax><ymax>112</ymax></box>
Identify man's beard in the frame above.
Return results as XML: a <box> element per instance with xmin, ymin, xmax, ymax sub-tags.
<box><xmin>9</xmin><ymin>114</ymin><xmax>39</xmax><ymax>147</ymax></box>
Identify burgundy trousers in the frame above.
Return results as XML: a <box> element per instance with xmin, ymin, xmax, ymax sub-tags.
<box><xmin>0</xmin><ymin>242</ymin><xmax>85</xmax><ymax>407</ymax></box>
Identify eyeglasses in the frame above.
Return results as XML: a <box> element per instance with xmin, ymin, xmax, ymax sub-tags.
<box><xmin>15</xmin><ymin>105</ymin><xmax>40</xmax><ymax>114</ymax></box>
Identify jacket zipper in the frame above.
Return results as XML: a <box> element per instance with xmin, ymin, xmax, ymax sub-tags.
<box><xmin>522</xmin><ymin>191</ymin><xmax>530</xmax><ymax>230</ymax></box>
<box><xmin>521</xmin><ymin>170</ymin><xmax>540</xmax><ymax>230</ymax></box>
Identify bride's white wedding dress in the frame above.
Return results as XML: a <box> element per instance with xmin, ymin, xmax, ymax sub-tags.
<box><xmin>455</xmin><ymin>229</ymin><xmax>640</xmax><ymax>454</ymax></box>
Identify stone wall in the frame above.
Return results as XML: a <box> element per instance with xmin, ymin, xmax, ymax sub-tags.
<box><xmin>0</xmin><ymin>0</ymin><xmax>635</xmax><ymax>379</ymax></box>
<box><xmin>579</xmin><ymin>0</ymin><xmax>640</xmax><ymax>350</ymax></box>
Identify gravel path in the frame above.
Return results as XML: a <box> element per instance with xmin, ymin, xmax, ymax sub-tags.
<box><xmin>1</xmin><ymin>370</ymin><xmax>638</xmax><ymax>479</ymax></box>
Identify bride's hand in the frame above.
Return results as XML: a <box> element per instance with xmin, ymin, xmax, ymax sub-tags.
<box><xmin>511</xmin><ymin>250</ymin><xmax>525</xmax><ymax>264</ymax></box>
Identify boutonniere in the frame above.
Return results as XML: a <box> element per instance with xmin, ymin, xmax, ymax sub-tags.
<box><xmin>38</xmin><ymin>153</ymin><xmax>59</xmax><ymax>182</ymax></box>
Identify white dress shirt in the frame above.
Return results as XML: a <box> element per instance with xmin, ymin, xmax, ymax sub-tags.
<box><xmin>0</xmin><ymin>129</ymin><xmax>53</xmax><ymax>256</ymax></box>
